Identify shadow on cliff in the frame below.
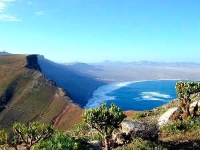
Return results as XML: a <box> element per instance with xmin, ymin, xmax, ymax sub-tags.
<box><xmin>37</xmin><ymin>55</ymin><xmax>106</xmax><ymax>107</ymax></box>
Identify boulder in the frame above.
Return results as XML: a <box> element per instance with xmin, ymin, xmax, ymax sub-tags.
<box><xmin>121</xmin><ymin>120</ymin><xmax>158</xmax><ymax>140</ymax></box>
<box><xmin>112</xmin><ymin>129</ymin><xmax>125</xmax><ymax>145</ymax></box>
<box><xmin>158</xmin><ymin>107</ymin><xmax>181</xmax><ymax>126</ymax></box>
<box><xmin>89</xmin><ymin>140</ymin><xmax>102</xmax><ymax>150</ymax></box>
<box><xmin>190</xmin><ymin>101</ymin><xmax>198</xmax><ymax>116</ymax></box>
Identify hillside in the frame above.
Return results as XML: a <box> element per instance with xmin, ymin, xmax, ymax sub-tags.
<box><xmin>0</xmin><ymin>55</ymin><xmax>83</xmax><ymax>131</ymax></box>
<box><xmin>37</xmin><ymin>55</ymin><xmax>105</xmax><ymax>107</ymax></box>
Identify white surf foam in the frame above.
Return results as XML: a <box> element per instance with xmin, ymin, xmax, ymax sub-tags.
<box><xmin>141</xmin><ymin>96</ymin><xmax>161</xmax><ymax>100</ymax></box>
<box><xmin>84</xmin><ymin>80</ymin><xmax>177</xmax><ymax>109</ymax></box>
<box><xmin>84</xmin><ymin>84</ymin><xmax>117</xmax><ymax>108</ymax></box>
<box><xmin>134</xmin><ymin>92</ymin><xmax>171</xmax><ymax>102</ymax></box>
<box><xmin>142</xmin><ymin>92</ymin><xmax>171</xmax><ymax>98</ymax></box>
<box><xmin>84</xmin><ymin>80</ymin><xmax>149</xmax><ymax>108</ymax></box>
<box><xmin>114</xmin><ymin>81</ymin><xmax>133</xmax><ymax>87</ymax></box>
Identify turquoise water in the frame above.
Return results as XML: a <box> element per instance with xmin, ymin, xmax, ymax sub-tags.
<box><xmin>84</xmin><ymin>80</ymin><xmax>179</xmax><ymax>111</ymax></box>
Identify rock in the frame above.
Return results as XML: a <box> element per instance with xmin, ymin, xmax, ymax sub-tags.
<box><xmin>25</xmin><ymin>55</ymin><xmax>41</xmax><ymax>71</ymax></box>
<box><xmin>121</xmin><ymin>120</ymin><xmax>158</xmax><ymax>140</ymax></box>
<box><xmin>112</xmin><ymin>129</ymin><xmax>125</xmax><ymax>145</ymax></box>
<box><xmin>89</xmin><ymin>140</ymin><xmax>102</xmax><ymax>150</ymax></box>
<box><xmin>190</xmin><ymin>101</ymin><xmax>198</xmax><ymax>116</ymax></box>
<box><xmin>158</xmin><ymin>107</ymin><xmax>181</xmax><ymax>126</ymax></box>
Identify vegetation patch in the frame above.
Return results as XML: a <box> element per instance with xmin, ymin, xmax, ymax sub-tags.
<box><xmin>82</xmin><ymin>103</ymin><xmax>126</xmax><ymax>150</ymax></box>
<box><xmin>161</xmin><ymin>117</ymin><xmax>200</xmax><ymax>140</ymax></box>
<box><xmin>132</xmin><ymin>110</ymin><xmax>153</xmax><ymax>120</ymax></box>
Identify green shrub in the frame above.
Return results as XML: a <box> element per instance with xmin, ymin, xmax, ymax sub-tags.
<box><xmin>0</xmin><ymin>122</ymin><xmax>54</xmax><ymax>150</ymax></box>
<box><xmin>35</xmin><ymin>131</ymin><xmax>91</xmax><ymax>150</ymax></box>
<box><xmin>116</xmin><ymin>138</ymin><xmax>167</xmax><ymax>150</ymax></box>
<box><xmin>70</xmin><ymin>122</ymin><xmax>91</xmax><ymax>138</ymax></box>
<box><xmin>90</xmin><ymin>133</ymin><xmax>103</xmax><ymax>141</ymax></box>
<box><xmin>133</xmin><ymin>138</ymin><xmax>155</xmax><ymax>150</ymax></box>
<box><xmin>175</xmin><ymin>81</ymin><xmax>200</xmax><ymax>118</ymax></box>
<box><xmin>162</xmin><ymin>117</ymin><xmax>200</xmax><ymax>135</ymax></box>
<box><xmin>132</xmin><ymin>110</ymin><xmax>151</xmax><ymax>120</ymax></box>
<box><xmin>158</xmin><ymin>108</ymin><xmax>166</xmax><ymax>115</ymax></box>
<box><xmin>133</xmin><ymin>138</ymin><xmax>167</xmax><ymax>150</ymax></box>
<box><xmin>163</xmin><ymin>120</ymin><xmax>187</xmax><ymax>134</ymax></box>
<box><xmin>83</xmin><ymin>102</ymin><xmax>126</xmax><ymax>150</ymax></box>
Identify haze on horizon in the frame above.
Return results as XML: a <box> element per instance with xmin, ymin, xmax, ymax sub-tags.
<box><xmin>0</xmin><ymin>0</ymin><xmax>200</xmax><ymax>63</ymax></box>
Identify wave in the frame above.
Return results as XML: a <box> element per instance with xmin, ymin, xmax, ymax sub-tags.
<box><xmin>142</xmin><ymin>92</ymin><xmax>171</xmax><ymax>98</ymax></box>
<box><xmin>84</xmin><ymin>80</ymin><xmax>177</xmax><ymax>108</ymax></box>
<box><xmin>84</xmin><ymin>81</ymin><xmax>134</xmax><ymax>108</ymax></box>
<box><xmin>113</xmin><ymin>80</ymin><xmax>154</xmax><ymax>87</ymax></box>
<box><xmin>134</xmin><ymin>92</ymin><xmax>170</xmax><ymax>102</ymax></box>
<box><xmin>114</xmin><ymin>81</ymin><xmax>134</xmax><ymax>87</ymax></box>
<box><xmin>85</xmin><ymin>80</ymin><xmax>155</xmax><ymax>108</ymax></box>
<box><xmin>84</xmin><ymin>84</ymin><xmax>117</xmax><ymax>108</ymax></box>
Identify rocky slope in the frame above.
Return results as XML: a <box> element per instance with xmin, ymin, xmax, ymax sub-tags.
<box><xmin>0</xmin><ymin>55</ymin><xmax>83</xmax><ymax>131</ymax></box>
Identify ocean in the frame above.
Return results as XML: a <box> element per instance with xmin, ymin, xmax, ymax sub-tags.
<box><xmin>84</xmin><ymin>80</ymin><xmax>180</xmax><ymax>111</ymax></box>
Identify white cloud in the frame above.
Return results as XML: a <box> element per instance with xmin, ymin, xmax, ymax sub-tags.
<box><xmin>0</xmin><ymin>0</ymin><xmax>15</xmax><ymax>2</ymax></box>
<box><xmin>0</xmin><ymin>2</ymin><xmax>6</xmax><ymax>12</ymax></box>
<box><xmin>0</xmin><ymin>14</ymin><xmax>21</xmax><ymax>21</ymax></box>
<box><xmin>1</xmin><ymin>0</ymin><xmax>16</xmax><ymax>2</ymax></box>
<box><xmin>0</xmin><ymin>0</ymin><xmax>21</xmax><ymax>21</ymax></box>
<box><xmin>35</xmin><ymin>11</ymin><xmax>44</xmax><ymax>16</ymax></box>
<box><xmin>0</xmin><ymin>0</ymin><xmax>15</xmax><ymax>12</ymax></box>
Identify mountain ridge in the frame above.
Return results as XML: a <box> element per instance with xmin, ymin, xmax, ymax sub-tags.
<box><xmin>0</xmin><ymin>54</ymin><xmax>83</xmax><ymax>131</ymax></box>
<box><xmin>63</xmin><ymin>61</ymin><xmax>200</xmax><ymax>83</ymax></box>
<box><xmin>0</xmin><ymin>51</ymin><xmax>10</xmax><ymax>56</ymax></box>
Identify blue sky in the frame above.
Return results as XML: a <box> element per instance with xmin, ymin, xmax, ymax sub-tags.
<box><xmin>0</xmin><ymin>0</ymin><xmax>200</xmax><ymax>63</ymax></box>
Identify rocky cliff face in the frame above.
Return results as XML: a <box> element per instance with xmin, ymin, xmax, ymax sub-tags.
<box><xmin>25</xmin><ymin>55</ymin><xmax>41</xmax><ymax>71</ymax></box>
<box><xmin>0</xmin><ymin>55</ymin><xmax>83</xmax><ymax>131</ymax></box>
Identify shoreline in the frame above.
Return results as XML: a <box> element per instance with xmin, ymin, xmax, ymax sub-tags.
<box><xmin>84</xmin><ymin>79</ymin><xmax>180</xmax><ymax>110</ymax></box>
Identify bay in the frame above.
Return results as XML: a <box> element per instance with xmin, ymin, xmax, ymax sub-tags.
<box><xmin>84</xmin><ymin>80</ymin><xmax>180</xmax><ymax>111</ymax></box>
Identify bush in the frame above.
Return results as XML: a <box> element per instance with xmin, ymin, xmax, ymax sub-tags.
<box><xmin>116</xmin><ymin>138</ymin><xmax>167</xmax><ymax>150</ymax></box>
<box><xmin>0</xmin><ymin>122</ymin><xmax>54</xmax><ymax>150</ymax></box>
<box><xmin>70</xmin><ymin>122</ymin><xmax>91</xmax><ymax>138</ymax></box>
<box><xmin>162</xmin><ymin>117</ymin><xmax>200</xmax><ymax>135</ymax></box>
<box><xmin>83</xmin><ymin>102</ymin><xmax>126</xmax><ymax>150</ymax></box>
<box><xmin>35</xmin><ymin>131</ymin><xmax>91</xmax><ymax>150</ymax></box>
<box><xmin>133</xmin><ymin>138</ymin><xmax>155</xmax><ymax>150</ymax></box>
<box><xmin>90</xmin><ymin>133</ymin><xmax>103</xmax><ymax>141</ymax></box>
<box><xmin>132</xmin><ymin>110</ymin><xmax>152</xmax><ymax>120</ymax></box>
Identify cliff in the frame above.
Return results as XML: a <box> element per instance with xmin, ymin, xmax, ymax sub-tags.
<box><xmin>0</xmin><ymin>55</ymin><xmax>83</xmax><ymax>131</ymax></box>
<box><xmin>25</xmin><ymin>55</ymin><xmax>41</xmax><ymax>71</ymax></box>
<box><xmin>37</xmin><ymin>55</ymin><xmax>105</xmax><ymax>107</ymax></box>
